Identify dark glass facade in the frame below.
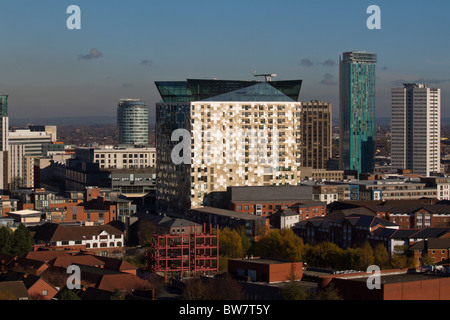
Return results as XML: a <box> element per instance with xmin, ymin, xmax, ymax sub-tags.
<box><xmin>339</xmin><ymin>52</ymin><xmax>377</xmax><ymax>175</ymax></box>
<box><xmin>155</xmin><ymin>79</ymin><xmax>302</xmax><ymax>102</ymax></box>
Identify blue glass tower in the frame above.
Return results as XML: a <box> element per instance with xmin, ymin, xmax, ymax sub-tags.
<box><xmin>339</xmin><ymin>51</ymin><xmax>377</xmax><ymax>175</ymax></box>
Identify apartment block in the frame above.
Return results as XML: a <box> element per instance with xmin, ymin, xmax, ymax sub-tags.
<box><xmin>391</xmin><ymin>83</ymin><xmax>441</xmax><ymax>176</ymax></box>
<box><xmin>300</xmin><ymin>100</ymin><xmax>332</xmax><ymax>169</ymax></box>
<box><xmin>155</xmin><ymin>78</ymin><xmax>304</xmax><ymax>215</ymax></box>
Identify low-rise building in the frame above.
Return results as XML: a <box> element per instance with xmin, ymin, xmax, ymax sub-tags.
<box><xmin>318</xmin><ymin>268</ymin><xmax>450</xmax><ymax>300</ymax></box>
<box><xmin>190</xmin><ymin>206</ymin><xmax>269</xmax><ymax>241</ymax></box>
<box><xmin>228</xmin><ymin>257</ymin><xmax>303</xmax><ymax>283</ymax></box>
<box><xmin>30</xmin><ymin>222</ymin><xmax>125</xmax><ymax>257</ymax></box>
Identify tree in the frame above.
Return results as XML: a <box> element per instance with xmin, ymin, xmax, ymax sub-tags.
<box><xmin>182</xmin><ymin>275</ymin><xmax>245</xmax><ymax>300</ymax></box>
<box><xmin>373</xmin><ymin>243</ymin><xmax>390</xmax><ymax>269</ymax></box>
<box><xmin>11</xmin><ymin>224</ymin><xmax>34</xmax><ymax>255</ymax></box>
<box><xmin>219</xmin><ymin>227</ymin><xmax>244</xmax><ymax>258</ymax></box>
<box><xmin>355</xmin><ymin>242</ymin><xmax>375</xmax><ymax>271</ymax></box>
<box><xmin>138</xmin><ymin>220</ymin><xmax>157</xmax><ymax>247</ymax></box>
<box><xmin>280</xmin><ymin>265</ymin><xmax>307</xmax><ymax>300</ymax></box>
<box><xmin>420</xmin><ymin>255</ymin><xmax>435</xmax><ymax>266</ymax></box>
<box><xmin>303</xmin><ymin>242</ymin><xmax>343</xmax><ymax>269</ymax></box>
<box><xmin>253</xmin><ymin>229</ymin><xmax>304</xmax><ymax>261</ymax></box>
<box><xmin>110</xmin><ymin>289</ymin><xmax>125</xmax><ymax>300</ymax></box>
<box><xmin>0</xmin><ymin>226</ymin><xmax>13</xmax><ymax>254</ymax></box>
<box><xmin>313</xmin><ymin>283</ymin><xmax>342</xmax><ymax>300</ymax></box>
<box><xmin>236</xmin><ymin>226</ymin><xmax>252</xmax><ymax>257</ymax></box>
<box><xmin>59</xmin><ymin>289</ymin><xmax>81</xmax><ymax>300</ymax></box>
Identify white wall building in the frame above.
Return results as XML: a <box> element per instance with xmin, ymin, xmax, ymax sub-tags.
<box><xmin>391</xmin><ymin>83</ymin><xmax>441</xmax><ymax>177</ymax></box>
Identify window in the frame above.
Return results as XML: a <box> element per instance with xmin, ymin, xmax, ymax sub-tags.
<box><xmin>42</xmin><ymin>290</ymin><xmax>48</xmax><ymax>296</ymax></box>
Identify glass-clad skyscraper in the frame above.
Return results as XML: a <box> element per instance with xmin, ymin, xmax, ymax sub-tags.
<box><xmin>117</xmin><ymin>99</ymin><xmax>148</xmax><ymax>147</ymax></box>
<box><xmin>155</xmin><ymin>78</ymin><xmax>303</xmax><ymax>215</ymax></box>
<box><xmin>339</xmin><ymin>51</ymin><xmax>377</xmax><ymax>175</ymax></box>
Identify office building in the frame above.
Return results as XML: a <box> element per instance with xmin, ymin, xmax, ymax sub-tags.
<box><xmin>391</xmin><ymin>83</ymin><xmax>441</xmax><ymax>176</ymax></box>
<box><xmin>339</xmin><ymin>51</ymin><xmax>377</xmax><ymax>175</ymax></box>
<box><xmin>155</xmin><ymin>78</ymin><xmax>303</xmax><ymax>215</ymax></box>
<box><xmin>301</xmin><ymin>100</ymin><xmax>332</xmax><ymax>169</ymax></box>
<box><xmin>117</xmin><ymin>99</ymin><xmax>148</xmax><ymax>147</ymax></box>
<box><xmin>8</xmin><ymin>128</ymin><xmax>53</xmax><ymax>189</ymax></box>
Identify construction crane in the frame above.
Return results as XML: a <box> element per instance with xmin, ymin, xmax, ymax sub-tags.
<box><xmin>253</xmin><ymin>71</ymin><xmax>277</xmax><ymax>82</ymax></box>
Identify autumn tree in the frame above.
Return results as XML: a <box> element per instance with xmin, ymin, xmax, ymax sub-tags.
<box><xmin>303</xmin><ymin>242</ymin><xmax>344</xmax><ymax>269</ymax></box>
<box><xmin>253</xmin><ymin>229</ymin><xmax>303</xmax><ymax>261</ymax></box>
<box><xmin>219</xmin><ymin>227</ymin><xmax>244</xmax><ymax>258</ymax></box>
<box><xmin>373</xmin><ymin>243</ymin><xmax>390</xmax><ymax>269</ymax></box>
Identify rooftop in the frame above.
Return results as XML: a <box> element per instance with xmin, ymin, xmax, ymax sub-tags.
<box><xmin>155</xmin><ymin>78</ymin><xmax>302</xmax><ymax>103</ymax></box>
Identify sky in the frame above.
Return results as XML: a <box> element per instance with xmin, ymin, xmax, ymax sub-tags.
<box><xmin>1</xmin><ymin>0</ymin><xmax>450</xmax><ymax>121</ymax></box>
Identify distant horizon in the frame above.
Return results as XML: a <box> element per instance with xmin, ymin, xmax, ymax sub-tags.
<box><xmin>1</xmin><ymin>1</ymin><xmax>450</xmax><ymax>119</ymax></box>
<box><xmin>9</xmin><ymin>115</ymin><xmax>450</xmax><ymax>128</ymax></box>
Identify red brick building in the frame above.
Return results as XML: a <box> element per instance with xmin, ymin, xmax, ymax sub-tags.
<box><xmin>409</xmin><ymin>238</ymin><xmax>450</xmax><ymax>265</ymax></box>
<box><xmin>228</xmin><ymin>257</ymin><xmax>303</xmax><ymax>283</ymax></box>
<box><xmin>318</xmin><ymin>268</ymin><xmax>450</xmax><ymax>300</ymax></box>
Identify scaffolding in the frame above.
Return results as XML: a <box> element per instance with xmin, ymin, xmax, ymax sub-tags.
<box><xmin>146</xmin><ymin>224</ymin><xmax>219</xmax><ymax>278</ymax></box>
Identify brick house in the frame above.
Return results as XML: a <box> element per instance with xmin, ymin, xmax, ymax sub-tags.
<box><xmin>228</xmin><ymin>257</ymin><xmax>303</xmax><ymax>283</ymax></box>
<box><xmin>30</xmin><ymin>222</ymin><xmax>124</xmax><ymax>257</ymax></box>
<box><xmin>0</xmin><ymin>270</ymin><xmax>58</xmax><ymax>300</ymax></box>
<box><xmin>409</xmin><ymin>238</ymin><xmax>450</xmax><ymax>265</ymax></box>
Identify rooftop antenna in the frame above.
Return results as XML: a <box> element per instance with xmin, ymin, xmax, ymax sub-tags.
<box><xmin>253</xmin><ymin>71</ymin><xmax>277</xmax><ymax>82</ymax></box>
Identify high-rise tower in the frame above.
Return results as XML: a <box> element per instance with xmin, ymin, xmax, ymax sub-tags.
<box><xmin>391</xmin><ymin>83</ymin><xmax>440</xmax><ymax>176</ymax></box>
<box><xmin>117</xmin><ymin>99</ymin><xmax>149</xmax><ymax>147</ymax></box>
<box><xmin>339</xmin><ymin>51</ymin><xmax>377</xmax><ymax>175</ymax></box>
<box><xmin>0</xmin><ymin>95</ymin><xmax>9</xmax><ymax>151</ymax></box>
<box><xmin>154</xmin><ymin>78</ymin><xmax>303</xmax><ymax>215</ymax></box>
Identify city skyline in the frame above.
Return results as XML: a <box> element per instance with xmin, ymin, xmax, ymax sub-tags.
<box><xmin>1</xmin><ymin>0</ymin><xmax>450</xmax><ymax>119</ymax></box>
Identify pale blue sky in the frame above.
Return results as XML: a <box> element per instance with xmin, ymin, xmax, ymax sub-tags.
<box><xmin>1</xmin><ymin>0</ymin><xmax>450</xmax><ymax>119</ymax></box>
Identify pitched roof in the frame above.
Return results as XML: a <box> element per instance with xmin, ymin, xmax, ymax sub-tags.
<box><xmin>30</xmin><ymin>222</ymin><xmax>123</xmax><ymax>243</ymax></box>
<box><xmin>0</xmin><ymin>270</ymin><xmax>48</xmax><ymax>290</ymax></box>
<box><xmin>409</xmin><ymin>238</ymin><xmax>450</xmax><ymax>250</ymax></box>
<box><xmin>0</xmin><ymin>281</ymin><xmax>29</xmax><ymax>299</ymax></box>
<box><xmin>25</xmin><ymin>250</ymin><xmax>72</xmax><ymax>262</ymax></box>
<box><xmin>96</xmin><ymin>273</ymin><xmax>152</xmax><ymax>292</ymax></box>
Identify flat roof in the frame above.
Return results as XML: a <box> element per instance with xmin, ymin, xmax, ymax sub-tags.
<box><xmin>191</xmin><ymin>206</ymin><xmax>266</xmax><ymax>220</ymax></box>
<box><xmin>230</xmin><ymin>257</ymin><xmax>295</xmax><ymax>265</ymax></box>
<box><xmin>338</xmin><ymin>272</ymin><xmax>446</xmax><ymax>284</ymax></box>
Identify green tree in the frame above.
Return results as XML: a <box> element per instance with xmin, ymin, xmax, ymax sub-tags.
<box><xmin>355</xmin><ymin>242</ymin><xmax>375</xmax><ymax>270</ymax></box>
<box><xmin>236</xmin><ymin>226</ymin><xmax>252</xmax><ymax>257</ymax></box>
<box><xmin>280</xmin><ymin>265</ymin><xmax>307</xmax><ymax>300</ymax></box>
<box><xmin>420</xmin><ymin>255</ymin><xmax>435</xmax><ymax>266</ymax></box>
<box><xmin>11</xmin><ymin>224</ymin><xmax>33</xmax><ymax>255</ymax></box>
<box><xmin>390</xmin><ymin>254</ymin><xmax>415</xmax><ymax>269</ymax></box>
<box><xmin>314</xmin><ymin>283</ymin><xmax>343</xmax><ymax>300</ymax></box>
<box><xmin>219</xmin><ymin>227</ymin><xmax>244</xmax><ymax>258</ymax></box>
<box><xmin>303</xmin><ymin>242</ymin><xmax>343</xmax><ymax>268</ymax></box>
<box><xmin>253</xmin><ymin>229</ymin><xmax>304</xmax><ymax>261</ymax></box>
<box><xmin>138</xmin><ymin>220</ymin><xmax>157</xmax><ymax>247</ymax></box>
<box><xmin>0</xmin><ymin>226</ymin><xmax>13</xmax><ymax>254</ymax></box>
<box><xmin>373</xmin><ymin>243</ymin><xmax>390</xmax><ymax>269</ymax></box>
<box><xmin>110</xmin><ymin>289</ymin><xmax>125</xmax><ymax>300</ymax></box>
<box><xmin>59</xmin><ymin>290</ymin><xmax>81</xmax><ymax>300</ymax></box>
